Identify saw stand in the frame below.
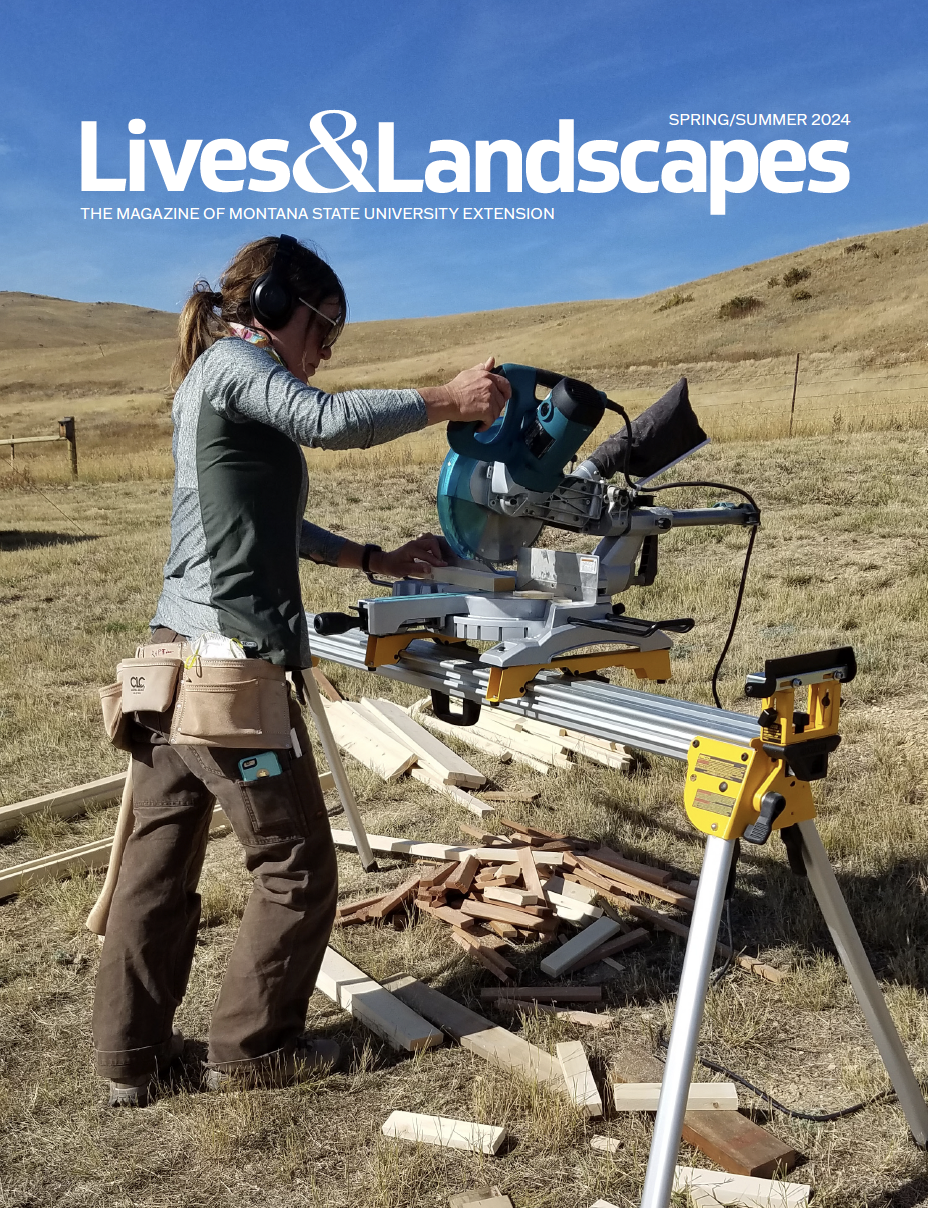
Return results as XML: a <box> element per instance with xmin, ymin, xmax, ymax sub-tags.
<box><xmin>640</xmin><ymin>650</ymin><xmax>928</xmax><ymax>1207</ymax></box>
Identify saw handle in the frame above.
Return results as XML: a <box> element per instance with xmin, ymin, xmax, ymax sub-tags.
<box><xmin>430</xmin><ymin>690</ymin><xmax>481</xmax><ymax>727</ymax></box>
<box><xmin>446</xmin><ymin>363</ymin><xmax>563</xmax><ymax>458</ymax></box>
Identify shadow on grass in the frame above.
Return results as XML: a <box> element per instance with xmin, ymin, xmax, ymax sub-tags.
<box><xmin>592</xmin><ymin>796</ymin><xmax>928</xmax><ymax>994</ymax></box>
<box><xmin>868</xmin><ymin>1171</ymin><xmax>928</xmax><ymax>1207</ymax></box>
<box><xmin>0</xmin><ymin>530</ymin><xmax>97</xmax><ymax>551</ymax></box>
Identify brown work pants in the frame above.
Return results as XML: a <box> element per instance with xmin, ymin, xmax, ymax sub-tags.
<box><xmin>92</xmin><ymin>658</ymin><xmax>337</xmax><ymax>1082</ymax></box>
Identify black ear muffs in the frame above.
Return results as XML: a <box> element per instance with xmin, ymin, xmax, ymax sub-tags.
<box><xmin>249</xmin><ymin>234</ymin><xmax>298</xmax><ymax>330</ymax></box>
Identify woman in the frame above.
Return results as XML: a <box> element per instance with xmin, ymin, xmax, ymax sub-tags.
<box><xmin>93</xmin><ymin>234</ymin><xmax>509</xmax><ymax>1106</ymax></box>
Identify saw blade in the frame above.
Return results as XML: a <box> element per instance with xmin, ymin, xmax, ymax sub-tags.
<box><xmin>437</xmin><ymin>450</ymin><xmax>543</xmax><ymax>563</ymax></box>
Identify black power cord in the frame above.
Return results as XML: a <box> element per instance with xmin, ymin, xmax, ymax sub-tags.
<box><xmin>653</xmin><ymin>1024</ymin><xmax>901</xmax><ymax>1123</ymax></box>
<box><xmin>603</xmin><ymin>398</ymin><xmax>760</xmax><ymax>710</ymax></box>
<box><xmin>638</xmin><ymin>475</ymin><xmax>759</xmax><ymax>711</ymax></box>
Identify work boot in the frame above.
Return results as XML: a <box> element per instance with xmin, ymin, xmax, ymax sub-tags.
<box><xmin>204</xmin><ymin>1036</ymin><xmax>341</xmax><ymax>1091</ymax></box>
<box><xmin>107</xmin><ymin>1028</ymin><xmax>185</xmax><ymax>1108</ymax></box>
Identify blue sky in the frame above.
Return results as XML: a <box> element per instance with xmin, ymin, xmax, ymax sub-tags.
<box><xmin>0</xmin><ymin>0</ymin><xmax>925</xmax><ymax>319</ymax></box>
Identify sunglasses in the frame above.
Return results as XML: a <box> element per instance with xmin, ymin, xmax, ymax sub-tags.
<box><xmin>299</xmin><ymin>298</ymin><xmax>341</xmax><ymax>349</ymax></box>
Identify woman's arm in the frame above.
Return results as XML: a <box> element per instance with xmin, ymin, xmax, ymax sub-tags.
<box><xmin>206</xmin><ymin>339</ymin><xmax>509</xmax><ymax>449</ymax></box>
<box><xmin>300</xmin><ymin>520</ymin><xmax>448</xmax><ymax>577</ymax></box>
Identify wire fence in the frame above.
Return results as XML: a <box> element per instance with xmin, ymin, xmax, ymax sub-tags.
<box><xmin>601</xmin><ymin>356</ymin><xmax>928</xmax><ymax>439</ymax></box>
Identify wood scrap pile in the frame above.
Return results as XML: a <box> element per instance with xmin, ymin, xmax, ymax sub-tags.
<box><xmin>332</xmin><ymin>817</ymin><xmax>788</xmax><ymax>985</ymax></box>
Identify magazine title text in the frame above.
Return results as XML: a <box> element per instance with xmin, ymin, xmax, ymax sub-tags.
<box><xmin>81</xmin><ymin>112</ymin><xmax>850</xmax><ymax>216</ymax></box>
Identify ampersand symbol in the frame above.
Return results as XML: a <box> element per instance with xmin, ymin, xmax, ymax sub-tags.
<box><xmin>293</xmin><ymin>110</ymin><xmax>374</xmax><ymax>193</ymax></box>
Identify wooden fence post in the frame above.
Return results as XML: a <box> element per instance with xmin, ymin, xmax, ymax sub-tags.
<box><xmin>788</xmin><ymin>354</ymin><xmax>800</xmax><ymax>437</ymax></box>
<box><xmin>58</xmin><ymin>417</ymin><xmax>77</xmax><ymax>478</ymax></box>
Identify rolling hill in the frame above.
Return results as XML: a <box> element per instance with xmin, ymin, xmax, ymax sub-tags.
<box><xmin>1</xmin><ymin>222</ymin><xmax>927</xmax><ymax>472</ymax></box>
<box><xmin>2</xmin><ymin>223</ymin><xmax>927</xmax><ymax>406</ymax></box>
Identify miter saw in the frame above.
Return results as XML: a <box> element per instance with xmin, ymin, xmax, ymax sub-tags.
<box><xmin>312</xmin><ymin>366</ymin><xmax>760</xmax><ymax>716</ymax></box>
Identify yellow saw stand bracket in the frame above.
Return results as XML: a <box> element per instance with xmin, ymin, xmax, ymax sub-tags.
<box><xmin>684</xmin><ymin>662</ymin><xmax>844</xmax><ymax>841</ymax></box>
<box><xmin>485</xmin><ymin>645</ymin><xmax>671</xmax><ymax>704</ymax></box>
<box><xmin>640</xmin><ymin>647</ymin><xmax>928</xmax><ymax>1208</ymax></box>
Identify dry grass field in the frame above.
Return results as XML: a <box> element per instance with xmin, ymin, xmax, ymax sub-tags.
<box><xmin>2</xmin><ymin>227</ymin><xmax>928</xmax><ymax>1206</ymax></box>
<box><xmin>1</xmin><ymin>424</ymin><xmax>928</xmax><ymax>1206</ymax></box>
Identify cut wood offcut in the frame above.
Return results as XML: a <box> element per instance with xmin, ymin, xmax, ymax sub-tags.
<box><xmin>315</xmin><ymin>948</ymin><xmax>442</xmax><ymax>1052</ymax></box>
<box><xmin>410</xmin><ymin>768</ymin><xmax>495</xmax><ymax>817</ymax></box>
<box><xmin>672</xmin><ymin>1166</ymin><xmax>811</xmax><ymax>1207</ymax></box>
<box><xmin>448</xmin><ymin>1188</ymin><xmax>509</xmax><ymax>1208</ymax></box>
<box><xmin>556</xmin><ymin>1040</ymin><xmax>603</xmax><ymax>1117</ymax></box>
<box><xmin>382</xmin><ymin>1110</ymin><xmax>506</xmax><ymax>1155</ymax></box>
<box><xmin>540</xmin><ymin>915</ymin><xmax>622</xmax><ymax>977</ymax></box>
<box><xmin>612</xmin><ymin>1082</ymin><xmax>739</xmax><ymax>1111</ymax></box>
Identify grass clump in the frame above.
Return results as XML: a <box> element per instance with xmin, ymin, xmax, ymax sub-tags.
<box><xmin>718</xmin><ymin>295</ymin><xmax>763</xmax><ymax>319</ymax></box>
<box><xmin>844</xmin><ymin>241</ymin><xmax>868</xmax><ymax>254</ymax></box>
<box><xmin>656</xmin><ymin>292</ymin><xmax>694</xmax><ymax>312</ymax></box>
<box><xmin>783</xmin><ymin>266</ymin><xmax>812</xmax><ymax>286</ymax></box>
<box><xmin>792</xmin><ymin>289</ymin><xmax>813</xmax><ymax>301</ymax></box>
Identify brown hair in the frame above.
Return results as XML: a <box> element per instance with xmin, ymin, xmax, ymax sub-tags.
<box><xmin>171</xmin><ymin>236</ymin><xmax>347</xmax><ymax>389</ymax></box>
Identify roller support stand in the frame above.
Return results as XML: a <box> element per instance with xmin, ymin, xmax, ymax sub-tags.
<box><xmin>640</xmin><ymin>835</ymin><xmax>736</xmax><ymax>1208</ymax></box>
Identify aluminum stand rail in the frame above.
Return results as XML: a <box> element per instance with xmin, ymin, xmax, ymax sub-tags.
<box><xmin>309</xmin><ymin>627</ymin><xmax>758</xmax><ymax>761</ymax></box>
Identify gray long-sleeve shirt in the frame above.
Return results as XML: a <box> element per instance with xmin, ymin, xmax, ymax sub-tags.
<box><xmin>152</xmin><ymin>336</ymin><xmax>427</xmax><ymax>665</ymax></box>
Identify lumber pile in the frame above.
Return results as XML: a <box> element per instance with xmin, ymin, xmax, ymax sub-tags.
<box><xmin>318</xmin><ymin>695</ymin><xmax>494</xmax><ymax>816</ymax></box>
<box><xmin>319</xmin><ymin>685</ymin><xmax>637</xmax><ymax>790</ymax></box>
<box><xmin>333</xmin><ymin>819</ymin><xmax>661</xmax><ymax>983</ymax></box>
<box><xmin>410</xmin><ymin>696</ymin><xmax>635</xmax><ymax>775</ymax></box>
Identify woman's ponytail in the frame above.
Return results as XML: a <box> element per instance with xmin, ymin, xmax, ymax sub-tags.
<box><xmin>170</xmin><ymin>281</ymin><xmax>230</xmax><ymax>390</ymax></box>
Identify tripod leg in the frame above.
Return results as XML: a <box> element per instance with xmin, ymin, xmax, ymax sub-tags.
<box><xmin>797</xmin><ymin>819</ymin><xmax>928</xmax><ymax>1146</ymax></box>
<box><xmin>640</xmin><ymin>835</ymin><xmax>735</xmax><ymax>1208</ymax></box>
<box><xmin>300</xmin><ymin>670</ymin><xmax>378</xmax><ymax>873</ymax></box>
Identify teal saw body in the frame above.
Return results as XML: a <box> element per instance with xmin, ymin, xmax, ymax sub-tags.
<box><xmin>437</xmin><ymin>363</ymin><xmax>608</xmax><ymax>562</ymax></box>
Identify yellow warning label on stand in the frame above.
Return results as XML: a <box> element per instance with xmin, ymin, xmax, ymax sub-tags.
<box><xmin>692</xmin><ymin>789</ymin><xmax>735</xmax><ymax>817</ymax></box>
<box><xmin>695</xmin><ymin>754</ymin><xmax>747</xmax><ymax>783</ymax></box>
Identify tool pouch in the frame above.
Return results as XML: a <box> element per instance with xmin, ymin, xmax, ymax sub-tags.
<box><xmin>99</xmin><ymin>680</ymin><xmax>132</xmax><ymax>752</ymax></box>
<box><xmin>169</xmin><ymin>658</ymin><xmax>291</xmax><ymax>749</ymax></box>
<box><xmin>117</xmin><ymin>657</ymin><xmax>183</xmax><ymax>714</ymax></box>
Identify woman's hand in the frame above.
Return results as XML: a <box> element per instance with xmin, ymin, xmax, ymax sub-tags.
<box><xmin>373</xmin><ymin>533</ymin><xmax>452</xmax><ymax>578</ymax></box>
<box><xmin>419</xmin><ymin>357</ymin><xmax>511</xmax><ymax>430</ymax></box>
